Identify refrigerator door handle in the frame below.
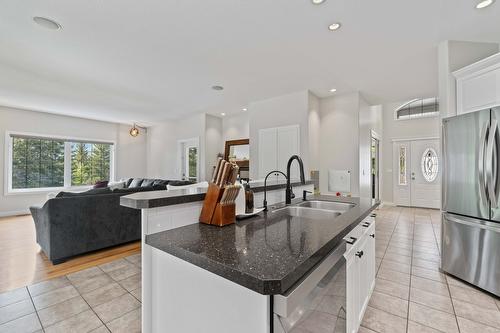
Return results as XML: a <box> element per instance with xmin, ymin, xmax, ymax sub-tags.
<box><xmin>442</xmin><ymin>122</ymin><xmax>447</xmax><ymax>210</ymax></box>
<box><xmin>487</xmin><ymin>119</ymin><xmax>499</xmax><ymax>208</ymax></box>
<box><xmin>479</xmin><ymin>121</ymin><xmax>489</xmax><ymax>205</ymax></box>
<box><xmin>444</xmin><ymin>213</ymin><xmax>500</xmax><ymax>233</ymax></box>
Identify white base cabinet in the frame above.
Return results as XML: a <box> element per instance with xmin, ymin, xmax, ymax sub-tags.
<box><xmin>345</xmin><ymin>215</ymin><xmax>376</xmax><ymax>333</ymax></box>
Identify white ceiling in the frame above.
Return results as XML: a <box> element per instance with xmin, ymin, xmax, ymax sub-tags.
<box><xmin>0</xmin><ymin>0</ymin><xmax>499</xmax><ymax>124</ymax></box>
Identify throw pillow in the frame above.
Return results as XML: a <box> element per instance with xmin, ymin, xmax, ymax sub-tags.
<box><xmin>141</xmin><ymin>179</ymin><xmax>155</xmax><ymax>187</ymax></box>
<box><xmin>108</xmin><ymin>181</ymin><xmax>126</xmax><ymax>190</ymax></box>
<box><xmin>94</xmin><ymin>180</ymin><xmax>109</xmax><ymax>189</ymax></box>
<box><xmin>128</xmin><ymin>178</ymin><xmax>144</xmax><ymax>188</ymax></box>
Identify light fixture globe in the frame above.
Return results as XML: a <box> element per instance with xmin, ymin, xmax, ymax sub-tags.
<box><xmin>130</xmin><ymin>124</ymin><xmax>140</xmax><ymax>137</ymax></box>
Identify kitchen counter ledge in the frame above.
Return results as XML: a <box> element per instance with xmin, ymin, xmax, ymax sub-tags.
<box><xmin>145</xmin><ymin>195</ymin><xmax>378</xmax><ymax>295</ymax></box>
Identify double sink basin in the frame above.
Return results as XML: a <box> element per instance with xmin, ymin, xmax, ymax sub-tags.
<box><xmin>274</xmin><ymin>200</ymin><xmax>355</xmax><ymax>220</ymax></box>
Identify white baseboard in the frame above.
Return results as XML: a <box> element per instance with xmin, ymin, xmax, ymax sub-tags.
<box><xmin>0</xmin><ymin>209</ymin><xmax>30</xmax><ymax>218</ymax></box>
<box><xmin>380</xmin><ymin>202</ymin><xmax>395</xmax><ymax>207</ymax></box>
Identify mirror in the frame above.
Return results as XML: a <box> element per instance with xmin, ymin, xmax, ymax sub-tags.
<box><xmin>224</xmin><ymin>139</ymin><xmax>250</xmax><ymax>180</ymax></box>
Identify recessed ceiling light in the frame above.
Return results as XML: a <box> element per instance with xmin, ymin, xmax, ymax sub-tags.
<box><xmin>220</xmin><ymin>112</ymin><xmax>226</xmax><ymax>116</ymax></box>
<box><xmin>212</xmin><ymin>85</ymin><xmax>224</xmax><ymax>91</ymax></box>
<box><xmin>476</xmin><ymin>0</ymin><xmax>495</xmax><ymax>8</ymax></box>
<box><xmin>311</xmin><ymin>0</ymin><xmax>326</xmax><ymax>4</ymax></box>
<box><xmin>328</xmin><ymin>23</ymin><xmax>341</xmax><ymax>31</ymax></box>
<box><xmin>242</xmin><ymin>108</ymin><xmax>247</xmax><ymax>111</ymax></box>
<box><xmin>33</xmin><ymin>16</ymin><xmax>62</xmax><ymax>30</ymax></box>
<box><xmin>329</xmin><ymin>88</ymin><xmax>337</xmax><ymax>93</ymax></box>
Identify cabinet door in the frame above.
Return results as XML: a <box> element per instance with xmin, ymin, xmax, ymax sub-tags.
<box><xmin>356</xmin><ymin>236</ymin><xmax>369</xmax><ymax>323</ymax></box>
<box><xmin>345</xmin><ymin>252</ymin><xmax>359</xmax><ymax>333</ymax></box>
<box><xmin>259</xmin><ymin>128</ymin><xmax>278</xmax><ymax>178</ymax></box>
<box><xmin>458</xmin><ymin>67</ymin><xmax>500</xmax><ymax>115</ymax></box>
<box><xmin>277</xmin><ymin>125</ymin><xmax>300</xmax><ymax>179</ymax></box>
<box><xmin>366</xmin><ymin>222</ymin><xmax>376</xmax><ymax>292</ymax></box>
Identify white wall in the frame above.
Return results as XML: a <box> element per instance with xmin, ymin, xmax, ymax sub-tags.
<box><xmin>380</xmin><ymin>101</ymin><xmax>440</xmax><ymax>204</ymax></box>
<box><xmin>205</xmin><ymin>114</ymin><xmax>223</xmax><ymax>181</ymax></box>
<box><xmin>438</xmin><ymin>40</ymin><xmax>499</xmax><ymax>119</ymax></box>
<box><xmin>0</xmin><ymin>106</ymin><xmax>147</xmax><ymax>216</ymax></box>
<box><xmin>308</xmin><ymin>92</ymin><xmax>321</xmax><ymax>172</ymax></box>
<box><xmin>249</xmin><ymin>90</ymin><xmax>310</xmax><ymax>180</ymax></box>
<box><xmin>319</xmin><ymin>92</ymin><xmax>360</xmax><ymax>196</ymax></box>
<box><xmin>222</xmin><ymin>112</ymin><xmax>249</xmax><ymax>143</ymax></box>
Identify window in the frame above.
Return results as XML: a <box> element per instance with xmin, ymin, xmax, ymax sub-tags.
<box><xmin>7</xmin><ymin>133</ymin><xmax>114</xmax><ymax>192</ymax></box>
<box><xmin>395</xmin><ymin>97</ymin><xmax>439</xmax><ymax>120</ymax></box>
<box><xmin>399</xmin><ymin>147</ymin><xmax>407</xmax><ymax>185</ymax></box>
<box><xmin>186</xmin><ymin>146</ymin><xmax>198</xmax><ymax>181</ymax></box>
<box><xmin>421</xmin><ymin>148</ymin><xmax>438</xmax><ymax>182</ymax></box>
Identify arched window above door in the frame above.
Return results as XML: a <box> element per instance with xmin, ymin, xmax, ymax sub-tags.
<box><xmin>395</xmin><ymin>97</ymin><xmax>439</xmax><ymax>120</ymax></box>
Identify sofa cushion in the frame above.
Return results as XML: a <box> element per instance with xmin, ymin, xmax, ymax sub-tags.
<box><xmin>93</xmin><ymin>180</ymin><xmax>109</xmax><ymax>189</ymax></box>
<box><xmin>113</xmin><ymin>186</ymin><xmax>157</xmax><ymax>194</ymax></box>
<box><xmin>128</xmin><ymin>178</ymin><xmax>144</xmax><ymax>188</ymax></box>
<box><xmin>108</xmin><ymin>181</ymin><xmax>126</xmax><ymax>190</ymax></box>
<box><xmin>141</xmin><ymin>179</ymin><xmax>155</xmax><ymax>187</ymax></box>
<box><xmin>167</xmin><ymin>180</ymin><xmax>196</xmax><ymax>187</ymax></box>
<box><xmin>56</xmin><ymin>187</ymin><xmax>112</xmax><ymax>198</ymax></box>
<box><xmin>152</xmin><ymin>179</ymin><xmax>169</xmax><ymax>187</ymax></box>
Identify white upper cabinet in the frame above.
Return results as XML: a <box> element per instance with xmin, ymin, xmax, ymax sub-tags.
<box><xmin>258</xmin><ymin>125</ymin><xmax>300</xmax><ymax>179</ymax></box>
<box><xmin>454</xmin><ymin>53</ymin><xmax>500</xmax><ymax>115</ymax></box>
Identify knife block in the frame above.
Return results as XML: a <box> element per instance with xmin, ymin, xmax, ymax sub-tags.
<box><xmin>211</xmin><ymin>203</ymin><xmax>236</xmax><ymax>227</ymax></box>
<box><xmin>199</xmin><ymin>183</ymin><xmax>224</xmax><ymax>224</ymax></box>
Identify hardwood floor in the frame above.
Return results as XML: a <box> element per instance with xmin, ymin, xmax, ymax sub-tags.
<box><xmin>0</xmin><ymin>214</ymin><xmax>141</xmax><ymax>294</ymax></box>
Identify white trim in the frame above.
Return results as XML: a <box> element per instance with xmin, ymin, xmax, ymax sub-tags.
<box><xmin>453</xmin><ymin>52</ymin><xmax>500</xmax><ymax>79</ymax></box>
<box><xmin>370</xmin><ymin>129</ymin><xmax>381</xmax><ymax>141</ymax></box>
<box><xmin>380</xmin><ymin>202</ymin><xmax>395</xmax><ymax>207</ymax></box>
<box><xmin>0</xmin><ymin>209</ymin><xmax>30</xmax><ymax>218</ymax></box>
<box><xmin>177</xmin><ymin>137</ymin><xmax>200</xmax><ymax>182</ymax></box>
<box><xmin>4</xmin><ymin>130</ymin><xmax>116</xmax><ymax>195</ymax></box>
<box><xmin>391</xmin><ymin>136</ymin><xmax>439</xmax><ymax>142</ymax></box>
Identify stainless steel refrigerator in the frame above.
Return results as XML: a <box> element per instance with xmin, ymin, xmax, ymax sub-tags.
<box><xmin>442</xmin><ymin>107</ymin><xmax>500</xmax><ymax>296</ymax></box>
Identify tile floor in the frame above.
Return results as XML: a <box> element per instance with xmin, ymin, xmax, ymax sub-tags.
<box><xmin>0</xmin><ymin>254</ymin><xmax>141</xmax><ymax>333</ymax></box>
<box><xmin>360</xmin><ymin>206</ymin><xmax>500</xmax><ymax>333</ymax></box>
<box><xmin>1</xmin><ymin>207</ymin><xmax>500</xmax><ymax>333</ymax></box>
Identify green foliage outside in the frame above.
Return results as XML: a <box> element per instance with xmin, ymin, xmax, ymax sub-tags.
<box><xmin>71</xmin><ymin>143</ymin><xmax>111</xmax><ymax>186</ymax></box>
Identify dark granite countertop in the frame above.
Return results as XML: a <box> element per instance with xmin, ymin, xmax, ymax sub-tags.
<box><xmin>120</xmin><ymin>179</ymin><xmax>314</xmax><ymax>209</ymax></box>
<box><xmin>145</xmin><ymin>195</ymin><xmax>379</xmax><ymax>295</ymax></box>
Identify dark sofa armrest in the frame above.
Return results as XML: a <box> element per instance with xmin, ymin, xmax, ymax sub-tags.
<box><xmin>30</xmin><ymin>203</ymin><xmax>52</xmax><ymax>259</ymax></box>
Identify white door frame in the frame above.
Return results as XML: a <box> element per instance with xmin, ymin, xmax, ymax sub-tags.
<box><xmin>371</xmin><ymin>130</ymin><xmax>382</xmax><ymax>201</ymax></box>
<box><xmin>392</xmin><ymin>136</ymin><xmax>440</xmax><ymax>208</ymax></box>
<box><xmin>177</xmin><ymin>137</ymin><xmax>200</xmax><ymax>181</ymax></box>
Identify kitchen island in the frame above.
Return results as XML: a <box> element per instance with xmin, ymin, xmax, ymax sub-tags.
<box><xmin>122</xmin><ymin>187</ymin><xmax>378</xmax><ymax>333</ymax></box>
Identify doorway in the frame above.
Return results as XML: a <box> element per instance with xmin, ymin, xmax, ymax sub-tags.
<box><xmin>393</xmin><ymin>138</ymin><xmax>440</xmax><ymax>208</ymax></box>
<box><xmin>178</xmin><ymin>138</ymin><xmax>199</xmax><ymax>182</ymax></box>
<box><xmin>371</xmin><ymin>135</ymin><xmax>380</xmax><ymax>200</ymax></box>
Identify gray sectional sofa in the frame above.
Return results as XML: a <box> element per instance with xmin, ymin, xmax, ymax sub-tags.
<box><xmin>30</xmin><ymin>178</ymin><xmax>193</xmax><ymax>264</ymax></box>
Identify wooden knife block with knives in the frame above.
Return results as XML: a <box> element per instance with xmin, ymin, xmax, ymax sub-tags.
<box><xmin>199</xmin><ymin>158</ymin><xmax>240</xmax><ymax>227</ymax></box>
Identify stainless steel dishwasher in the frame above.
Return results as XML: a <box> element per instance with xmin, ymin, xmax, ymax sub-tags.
<box><xmin>273</xmin><ymin>241</ymin><xmax>347</xmax><ymax>333</ymax></box>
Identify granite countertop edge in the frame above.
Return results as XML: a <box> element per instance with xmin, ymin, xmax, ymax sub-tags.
<box><xmin>145</xmin><ymin>196</ymin><xmax>379</xmax><ymax>295</ymax></box>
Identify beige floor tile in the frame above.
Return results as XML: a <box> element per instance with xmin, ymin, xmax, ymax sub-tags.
<box><xmin>124</xmin><ymin>254</ymin><xmax>141</xmax><ymax>267</ymax></box>
<box><xmin>412</xmin><ymin>258</ymin><xmax>440</xmax><ymax>271</ymax></box>
<box><xmin>411</xmin><ymin>266</ymin><xmax>446</xmax><ymax>283</ymax></box>
<box><xmin>385</xmin><ymin>247</ymin><xmax>412</xmax><ymax>257</ymax></box>
<box><xmin>448</xmin><ymin>284</ymin><xmax>498</xmax><ymax>310</ymax></box>
<box><xmin>66</xmin><ymin>267</ymin><xmax>103</xmax><ymax>286</ymax></box>
<box><xmin>106</xmin><ymin>308</ymin><xmax>141</xmax><ymax>333</ymax></box>
<box><xmin>409</xmin><ymin>301</ymin><xmax>459</xmax><ymax>333</ymax></box>
<box><xmin>106</xmin><ymin>265</ymin><xmax>140</xmax><ymax>282</ymax></box>
<box><xmin>0</xmin><ymin>299</ymin><xmax>35</xmax><ymax>325</ymax></box>
<box><xmin>453</xmin><ymin>299</ymin><xmax>500</xmax><ymax>329</ymax></box>
<box><xmin>90</xmin><ymin>326</ymin><xmax>110</xmax><ymax>333</ymax></box>
<box><xmin>380</xmin><ymin>260</ymin><xmax>411</xmax><ymax>274</ymax></box>
<box><xmin>73</xmin><ymin>274</ymin><xmax>115</xmax><ymax>295</ymax></box>
<box><xmin>445</xmin><ymin>275</ymin><xmax>480</xmax><ymax>292</ymax></box>
<box><xmin>411</xmin><ymin>276</ymin><xmax>449</xmax><ymax>297</ymax></box>
<box><xmin>0</xmin><ymin>313</ymin><xmax>41</xmax><ymax>333</ymax></box>
<box><xmin>44</xmin><ymin>309</ymin><xmax>102</xmax><ymax>333</ymax></box>
<box><xmin>413</xmin><ymin>251</ymin><xmax>440</xmax><ymax>263</ymax></box>
<box><xmin>413</xmin><ymin>246</ymin><xmax>440</xmax><ymax>256</ymax></box>
<box><xmin>130</xmin><ymin>288</ymin><xmax>141</xmax><ymax>302</ymax></box>
<box><xmin>118</xmin><ymin>274</ymin><xmax>140</xmax><ymax>292</ymax></box>
<box><xmin>410</xmin><ymin>288</ymin><xmax>454</xmax><ymax>314</ymax></box>
<box><xmin>32</xmin><ymin>285</ymin><xmax>79</xmax><ymax>310</ymax></box>
<box><xmin>377</xmin><ymin>269</ymin><xmax>410</xmax><ymax>286</ymax></box>
<box><xmin>37</xmin><ymin>296</ymin><xmax>89</xmax><ymax>327</ymax></box>
<box><xmin>28</xmin><ymin>277</ymin><xmax>71</xmax><ymax>298</ymax></box>
<box><xmin>368</xmin><ymin>291</ymin><xmax>408</xmax><ymax>318</ymax></box>
<box><xmin>316</xmin><ymin>295</ymin><xmax>345</xmax><ymax>315</ymax></box>
<box><xmin>82</xmin><ymin>282</ymin><xmax>127</xmax><ymax>308</ymax></box>
<box><xmin>0</xmin><ymin>287</ymin><xmax>29</xmax><ymax>308</ymax></box>
<box><xmin>297</xmin><ymin>311</ymin><xmax>337</xmax><ymax>332</ymax></box>
<box><xmin>383</xmin><ymin>253</ymin><xmax>412</xmax><ymax>265</ymax></box>
<box><xmin>457</xmin><ymin>316</ymin><xmax>500</xmax><ymax>333</ymax></box>
<box><xmin>93</xmin><ymin>293</ymin><xmax>140</xmax><ymax>323</ymax></box>
<box><xmin>99</xmin><ymin>259</ymin><xmax>130</xmax><ymax>273</ymax></box>
<box><xmin>360</xmin><ymin>306</ymin><xmax>406</xmax><ymax>333</ymax></box>
<box><xmin>358</xmin><ymin>326</ymin><xmax>378</xmax><ymax>333</ymax></box>
<box><xmin>374</xmin><ymin>278</ymin><xmax>409</xmax><ymax>300</ymax></box>
<box><xmin>407</xmin><ymin>320</ymin><xmax>443</xmax><ymax>333</ymax></box>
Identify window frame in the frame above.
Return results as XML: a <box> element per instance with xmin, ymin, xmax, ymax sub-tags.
<box><xmin>4</xmin><ymin>131</ymin><xmax>116</xmax><ymax>195</ymax></box>
<box><xmin>394</xmin><ymin>98</ymin><xmax>440</xmax><ymax>121</ymax></box>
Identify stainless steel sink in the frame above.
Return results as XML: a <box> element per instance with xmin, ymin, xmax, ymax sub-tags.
<box><xmin>275</xmin><ymin>206</ymin><xmax>341</xmax><ymax>220</ymax></box>
<box><xmin>297</xmin><ymin>200</ymin><xmax>355</xmax><ymax>212</ymax></box>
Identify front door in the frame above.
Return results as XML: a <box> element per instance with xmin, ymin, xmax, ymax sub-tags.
<box><xmin>410</xmin><ymin>139</ymin><xmax>441</xmax><ymax>209</ymax></box>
